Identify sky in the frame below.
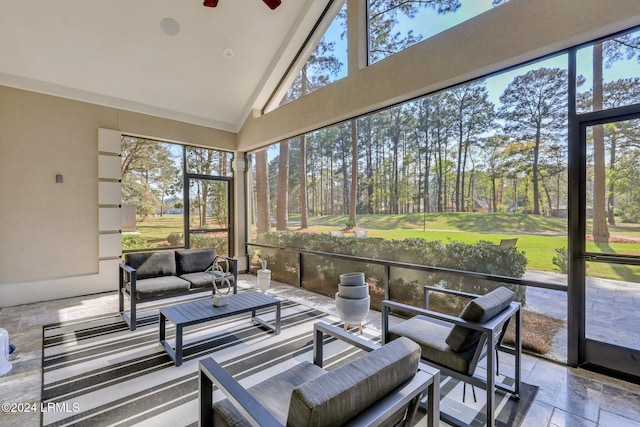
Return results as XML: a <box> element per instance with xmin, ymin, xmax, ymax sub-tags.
<box><xmin>261</xmin><ymin>0</ymin><xmax>639</xmax><ymax>159</ymax></box>
<box><xmin>320</xmin><ymin>0</ymin><xmax>639</xmax><ymax>107</ymax></box>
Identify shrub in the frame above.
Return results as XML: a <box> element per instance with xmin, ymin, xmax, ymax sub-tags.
<box><xmin>253</xmin><ymin>232</ymin><xmax>528</xmax><ymax>304</ymax></box>
<box><xmin>167</xmin><ymin>232</ymin><xmax>184</xmax><ymax>246</ymax></box>
<box><xmin>552</xmin><ymin>247</ymin><xmax>568</xmax><ymax>273</ymax></box>
<box><xmin>190</xmin><ymin>234</ymin><xmax>228</xmax><ymax>254</ymax></box>
<box><xmin>122</xmin><ymin>234</ymin><xmax>149</xmax><ymax>251</ymax></box>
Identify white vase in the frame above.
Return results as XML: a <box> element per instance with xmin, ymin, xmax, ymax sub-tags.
<box><xmin>257</xmin><ymin>260</ymin><xmax>271</xmax><ymax>293</ymax></box>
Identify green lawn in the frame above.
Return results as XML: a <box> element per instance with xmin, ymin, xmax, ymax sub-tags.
<box><xmin>298</xmin><ymin>212</ymin><xmax>640</xmax><ymax>281</ymax></box>
<box><xmin>133</xmin><ymin>212</ymin><xmax>640</xmax><ymax>281</ymax></box>
<box><xmin>134</xmin><ymin>214</ymin><xmax>184</xmax><ymax>244</ymax></box>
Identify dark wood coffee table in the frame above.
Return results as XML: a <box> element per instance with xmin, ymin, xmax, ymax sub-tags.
<box><xmin>159</xmin><ymin>291</ymin><xmax>281</xmax><ymax>366</ymax></box>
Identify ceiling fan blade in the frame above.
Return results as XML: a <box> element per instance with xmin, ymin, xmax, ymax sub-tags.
<box><xmin>263</xmin><ymin>0</ymin><xmax>281</xmax><ymax>9</ymax></box>
<box><xmin>203</xmin><ymin>0</ymin><xmax>278</xmax><ymax>9</ymax></box>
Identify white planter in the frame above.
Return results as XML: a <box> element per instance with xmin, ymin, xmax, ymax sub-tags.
<box><xmin>335</xmin><ymin>293</ymin><xmax>370</xmax><ymax>324</ymax></box>
<box><xmin>257</xmin><ymin>269</ymin><xmax>271</xmax><ymax>293</ymax></box>
<box><xmin>339</xmin><ymin>272</ymin><xmax>365</xmax><ymax>286</ymax></box>
<box><xmin>0</xmin><ymin>328</ymin><xmax>12</xmax><ymax>376</ymax></box>
<box><xmin>338</xmin><ymin>284</ymin><xmax>369</xmax><ymax>299</ymax></box>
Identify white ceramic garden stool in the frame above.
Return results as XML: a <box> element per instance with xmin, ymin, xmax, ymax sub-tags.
<box><xmin>335</xmin><ymin>272</ymin><xmax>370</xmax><ymax>334</ymax></box>
<box><xmin>0</xmin><ymin>328</ymin><xmax>12</xmax><ymax>376</ymax></box>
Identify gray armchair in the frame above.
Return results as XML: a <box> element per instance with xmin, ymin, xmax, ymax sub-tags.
<box><xmin>199</xmin><ymin>322</ymin><xmax>441</xmax><ymax>427</ymax></box>
<box><xmin>382</xmin><ymin>286</ymin><xmax>521</xmax><ymax>427</ymax></box>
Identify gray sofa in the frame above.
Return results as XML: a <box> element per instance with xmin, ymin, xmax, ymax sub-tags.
<box><xmin>119</xmin><ymin>248</ymin><xmax>237</xmax><ymax>330</ymax></box>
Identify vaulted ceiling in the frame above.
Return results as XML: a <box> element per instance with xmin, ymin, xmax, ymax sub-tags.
<box><xmin>0</xmin><ymin>0</ymin><xmax>329</xmax><ymax>132</ymax></box>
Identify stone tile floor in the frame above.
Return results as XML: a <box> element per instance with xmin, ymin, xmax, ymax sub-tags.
<box><xmin>1</xmin><ymin>274</ymin><xmax>639</xmax><ymax>427</ymax></box>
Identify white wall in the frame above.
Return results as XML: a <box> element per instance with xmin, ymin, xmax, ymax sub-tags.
<box><xmin>0</xmin><ymin>86</ymin><xmax>239</xmax><ymax>307</ymax></box>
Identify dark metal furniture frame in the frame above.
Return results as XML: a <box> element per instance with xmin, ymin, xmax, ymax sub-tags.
<box><xmin>382</xmin><ymin>286</ymin><xmax>521</xmax><ymax>427</ymax></box>
<box><xmin>118</xmin><ymin>254</ymin><xmax>238</xmax><ymax>331</ymax></box>
<box><xmin>160</xmin><ymin>291</ymin><xmax>280</xmax><ymax>366</ymax></box>
<box><xmin>199</xmin><ymin>321</ymin><xmax>441</xmax><ymax>427</ymax></box>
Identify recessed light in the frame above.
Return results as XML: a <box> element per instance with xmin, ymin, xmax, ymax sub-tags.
<box><xmin>160</xmin><ymin>18</ymin><xmax>180</xmax><ymax>36</ymax></box>
<box><xmin>222</xmin><ymin>47</ymin><xmax>235</xmax><ymax>59</ymax></box>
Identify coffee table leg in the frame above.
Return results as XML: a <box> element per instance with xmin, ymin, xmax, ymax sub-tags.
<box><xmin>159</xmin><ymin>312</ymin><xmax>166</xmax><ymax>342</ymax></box>
<box><xmin>275</xmin><ymin>301</ymin><xmax>281</xmax><ymax>334</ymax></box>
<box><xmin>175</xmin><ymin>325</ymin><xmax>183</xmax><ymax>367</ymax></box>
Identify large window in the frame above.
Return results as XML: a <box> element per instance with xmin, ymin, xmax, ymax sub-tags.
<box><xmin>576</xmin><ymin>30</ymin><xmax>640</xmax><ymax>114</ymax></box>
<box><xmin>247</xmin><ymin>24</ymin><xmax>640</xmax><ymax>364</ymax></box>
<box><xmin>248</xmin><ymin>54</ymin><xmax>573</xmax><ymax>361</ymax></box>
<box><xmin>270</xmin><ymin>1</ymin><xmax>347</xmax><ymax>109</ymax></box>
<box><xmin>368</xmin><ymin>0</ymin><xmax>505</xmax><ymax>64</ymax></box>
<box><xmin>121</xmin><ymin>136</ymin><xmax>233</xmax><ymax>254</ymax></box>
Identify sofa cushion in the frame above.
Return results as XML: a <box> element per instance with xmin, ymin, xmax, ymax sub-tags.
<box><xmin>214</xmin><ymin>362</ymin><xmax>327</xmax><ymax>427</ymax></box>
<box><xmin>175</xmin><ymin>248</ymin><xmax>216</xmax><ymax>275</ymax></box>
<box><xmin>126</xmin><ymin>251</ymin><xmax>176</xmax><ymax>279</ymax></box>
<box><xmin>126</xmin><ymin>276</ymin><xmax>191</xmax><ymax>299</ymax></box>
<box><xmin>445</xmin><ymin>286</ymin><xmax>515</xmax><ymax>352</ymax></box>
<box><xmin>180</xmin><ymin>270</ymin><xmax>234</xmax><ymax>289</ymax></box>
<box><xmin>286</xmin><ymin>336</ymin><xmax>420</xmax><ymax>427</ymax></box>
<box><xmin>389</xmin><ymin>315</ymin><xmax>477</xmax><ymax>375</ymax></box>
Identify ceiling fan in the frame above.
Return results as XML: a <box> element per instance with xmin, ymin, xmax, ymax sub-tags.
<box><xmin>203</xmin><ymin>0</ymin><xmax>281</xmax><ymax>9</ymax></box>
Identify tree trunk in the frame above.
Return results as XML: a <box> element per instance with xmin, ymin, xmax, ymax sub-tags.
<box><xmin>607</xmin><ymin>134</ymin><xmax>616</xmax><ymax>225</ymax></box>
<box><xmin>532</xmin><ymin>124</ymin><xmax>541</xmax><ymax>215</ymax></box>
<box><xmin>455</xmin><ymin>120</ymin><xmax>463</xmax><ymax>211</ymax></box>
<box><xmin>592</xmin><ymin>43</ymin><xmax>610</xmax><ymax>242</ymax></box>
<box><xmin>349</xmin><ymin>120</ymin><xmax>358</xmax><ymax>227</ymax></box>
<box><xmin>276</xmin><ymin>141</ymin><xmax>289</xmax><ymax>231</ymax></box>
<box><xmin>255</xmin><ymin>150</ymin><xmax>270</xmax><ymax>234</ymax></box>
<box><xmin>300</xmin><ymin>135</ymin><xmax>308</xmax><ymax>229</ymax></box>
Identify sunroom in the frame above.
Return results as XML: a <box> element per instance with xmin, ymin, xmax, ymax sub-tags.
<box><xmin>1</xmin><ymin>1</ymin><xmax>640</xmax><ymax>426</ymax></box>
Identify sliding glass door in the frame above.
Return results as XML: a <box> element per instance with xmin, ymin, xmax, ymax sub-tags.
<box><xmin>577</xmin><ymin>113</ymin><xmax>640</xmax><ymax>380</ymax></box>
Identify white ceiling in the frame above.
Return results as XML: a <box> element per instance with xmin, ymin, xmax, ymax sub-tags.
<box><xmin>0</xmin><ymin>0</ymin><xmax>328</xmax><ymax>132</ymax></box>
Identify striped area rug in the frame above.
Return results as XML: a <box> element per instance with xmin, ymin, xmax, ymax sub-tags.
<box><xmin>41</xmin><ymin>293</ymin><xmax>536</xmax><ymax>427</ymax></box>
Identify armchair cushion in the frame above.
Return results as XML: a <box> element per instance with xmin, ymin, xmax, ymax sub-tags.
<box><xmin>286</xmin><ymin>336</ymin><xmax>421</xmax><ymax>427</ymax></box>
<box><xmin>389</xmin><ymin>316</ymin><xmax>477</xmax><ymax>375</ymax></box>
<box><xmin>214</xmin><ymin>362</ymin><xmax>327</xmax><ymax>427</ymax></box>
<box><xmin>445</xmin><ymin>286</ymin><xmax>514</xmax><ymax>352</ymax></box>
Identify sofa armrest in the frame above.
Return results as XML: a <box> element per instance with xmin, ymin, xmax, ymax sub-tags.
<box><xmin>119</xmin><ymin>263</ymin><xmax>137</xmax><ymax>295</ymax></box>
<box><xmin>119</xmin><ymin>263</ymin><xmax>139</xmax><ymax>330</ymax></box>
<box><xmin>199</xmin><ymin>357</ymin><xmax>282</xmax><ymax>427</ymax></box>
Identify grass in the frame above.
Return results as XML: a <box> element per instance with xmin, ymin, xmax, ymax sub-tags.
<box><xmin>133</xmin><ymin>212</ymin><xmax>640</xmax><ymax>281</ymax></box>
<box><xmin>299</xmin><ymin>212</ymin><xmax>640</xmax><ymax>281</ymax></box>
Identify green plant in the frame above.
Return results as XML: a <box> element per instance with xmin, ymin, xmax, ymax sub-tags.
<box><xmin>190</xmin><ymin>234</ymin><xmax>228</xmax><ymax>254</ymax></box>
<box><xmin>167</xmin><ymin>232</ymin><xmax>184</xmax><ymax>246</ymax></box>
<box><xmin>254</xmin><ymin>232</ymin><xmax>529</xmax><ymax>304</ymax></box>
<box><xmin>122</xmin><ymin>234</ymin><xmax>149</xmax><ymax>250</ymax></box>
<box><xmin>552</xmin><ymin>247</ymin><xmax>568</xmax><ymax>273</ymax></box>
